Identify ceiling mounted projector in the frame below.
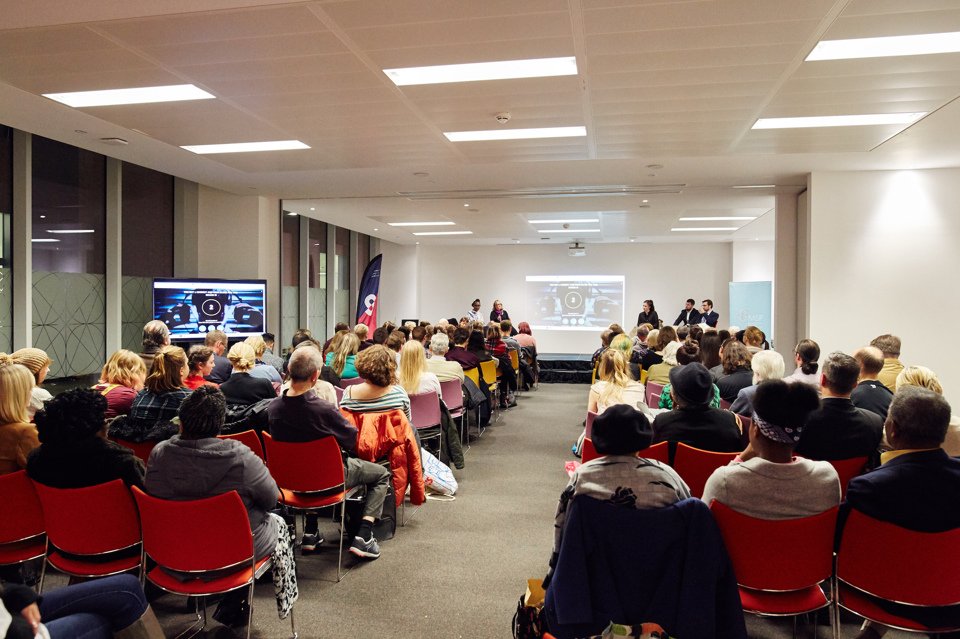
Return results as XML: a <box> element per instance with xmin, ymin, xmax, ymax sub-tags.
<box><xmin>568</xmin><ymin>242</ymin><xmax>586</xmax><ymax>257</ymax></box>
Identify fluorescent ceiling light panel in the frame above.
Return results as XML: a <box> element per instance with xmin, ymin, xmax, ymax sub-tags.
<box><xmin>387</xmin><ymin>221</ymin><xmax>455</xmax><ymax>227</ymax></box>
<box><xmin>753</xmin><ymin>113</ymin><xmax>925</xmax><ymax>129</ymax></box>
<box><xmin>411</xmin><ymin>231</ymin><xmax>473</xmax><ymax>236</ymax></box>
<box><xmin>528</xmin><ymin>218</ymin><xmax>599</xmax><ymax>224</ymax></box>
<box><xmin>46</xmin><ymin>229</ymin><xmax>95</xmax><ymax>234</ymax></box>
<box><xmin>444</xmin><ymin>126</ymin><xmax>586</xmax><ymax>142</ymax></box>
<box><xmin>384</xmin><ymin>56</ymin><xmax>577</xmax><ymax>86</ymax></box>
<box><xmin>536</xmin><ymin>229</ymin><xmax>600</xmax><ymax>234</ymax></box>
<box><xmin>31</xmin><ymin>238</ymin><xmax>60</xmax><ymax>243</ymax></box>
<box><xmin>181</xmin><ymin>140</ymin><xmax>310</xmax><ymax>154</ymax></box>
<box><xmin>671</xmin><ymin>227</ymin><xmax>738</xmax><ymax>232</ymax></box>
<box><xmin>731</xmin><ymin>185</ymin><xmax>776</xmax><ymax>189</ymax></box>
<box><xmin>43</xmin><ymin>84</ymin><xmax>214</xmax><ymax>108</ymax></box>
<box><xmin>806</xmin><ymin>31</ymin><xmax>960</xmax><ymax>61</ymax></box>
<box><xmin>678</xmin><ymin>217</ymin><xmax>756</xmax><ymax>221</ymax></box>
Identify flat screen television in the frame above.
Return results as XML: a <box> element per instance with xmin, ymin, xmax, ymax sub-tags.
<box><xmin>153</xmin><ymin>278</ymin><xmax>266</xmax><ymax>340</ymax></box>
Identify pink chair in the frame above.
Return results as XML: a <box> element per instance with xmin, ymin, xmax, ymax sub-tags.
<box><xmin>439</xmin><ymin>379</ymin><xmax>466</xmax><ymax>448</ymax></box>
<box><xmin>409</xmin><ymin>390</ymin><xmax>443</xmax><ymax>458</ymax></box>
<box><xmin>339</xmin><ymin>377</ymin><xmax>364</xmax><ymax>388</ymax></box>
<box><xmin>645</xmin><ymin>382</ymin><xmax>664</xmax><ymax>408</ymax></box>
<box><xmin>334</xmin><ymin>385</ymin><xmax>344</xmax><ymax>404</ymax></box>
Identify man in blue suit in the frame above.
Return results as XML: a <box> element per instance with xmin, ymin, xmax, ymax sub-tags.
<box><xmin>700</xmin><ymin>299</ymin><xmax>719</xmax><ymax>328</ymax></box>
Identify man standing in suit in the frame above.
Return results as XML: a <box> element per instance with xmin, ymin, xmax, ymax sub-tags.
<box><xmin>843</xmin><ymin>386</ymin><xmax>960</xmax><ymax>638</ymax></box>
<box><xmin>673</xmin><ymin>298</ymin><xmax>702</xmax><ymax>326</ymax></box>
<box><xmin>700</xmin><ymin>299</ymin><xmax>719</xmax><ymax>328</ymax></box>
<box><xmin>795</xmin><ymin>351</ymin><xmax>883</xmax><ymax>465</ymax></box>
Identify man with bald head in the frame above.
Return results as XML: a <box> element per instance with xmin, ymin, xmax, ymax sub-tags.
<box><xmin>851</xmin><ymin>346</ymin><xmax>894</xmax><ymax>419</ymax></box>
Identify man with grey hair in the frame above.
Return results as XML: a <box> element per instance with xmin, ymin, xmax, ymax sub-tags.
<box><xmin>425</xmin><ymin>332</ymin><xmax>464</xmax><ymax>382</ymax></box>
<box><xmin>267</xmin><ymin>347</ymin><xmax>390</xmax><ymax>560</ymax></box>
<box><xmin>851</xmin><ymin>346</ymin><xmax>894</xmax><ymax>419</ymax></box>
<box><xmin>844</xmin><ymin>386</ymin><xmax>960</xmax><ymax>639</ymax></box>
<box><xmin>870</xmin><ymin>333</ymin><xmax>903</xmax><ymax>393</ymax></box>
<box><xmin>795</xmin><ymin>351</ymin><xmax>883</xmax><ymax>465</ymax></box>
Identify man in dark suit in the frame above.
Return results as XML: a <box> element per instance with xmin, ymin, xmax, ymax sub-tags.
<box><xmin>842</xmin><ymin>386</ymin><xmax>960</xmax><ymax>638</ymax></box>
<box><xmin>700</xmin><ymin>299</ymin><xmax>719</xmax><ymax>328</ymax></box>
<box><xmin>203</xmin><ymin>329</ymin><xmax>232</xmax><ymax>384</ymax></box>
<box><xmin>673</xmin><ymin>298</ymin><xmax>702</xmax><ymax>326</ymax></box>
<box><xmin>850</xmin><ymin>346</ymin><xmax>894</xmax><ymax>419</ymax></box>
<box><xmin>795</xmin><ymin>351</ymin><xmax>883</xmax><ymax>465</ymax></box>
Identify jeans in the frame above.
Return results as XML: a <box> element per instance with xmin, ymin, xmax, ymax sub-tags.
<box><xmin>41</xmin><ymin>574</ymin><xmax>147</xmax><ymax>639</ymax></box>
<box><xmin>302</xmin><ymin>458</ymin><xmax>391</xmax><ymax>532</ymax></box>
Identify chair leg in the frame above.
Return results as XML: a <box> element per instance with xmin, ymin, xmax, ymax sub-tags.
<box><xmin>288</xmin><ymin>606</ymin><xmax>298</xmax><ymax>638</ymax></box>
<box><xmin>337</xmin><ymin>500</ymin><xmax>345</xmax><ymax>581</ymax></box>
<box><xmin>246</xmin><ymin>581</ymin><xmax>255</xmax><ymax>639</ymax></box>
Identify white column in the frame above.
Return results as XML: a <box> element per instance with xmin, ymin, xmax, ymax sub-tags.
<box><xmin>298</xmin><ymin>215</ymin><xmax>309</xmax><ymax>335</ymax></box>
<box><xmin>12</xmin><ymin>130</ymin><xmax>31</xmax><ymax>348</ymax></box>
<box><xmin>105</xmin><ymin>157</ymin><xmax>122</xmax><ymax>355</ymax></box>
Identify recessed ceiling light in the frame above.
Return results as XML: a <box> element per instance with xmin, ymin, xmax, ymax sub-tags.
<box><xmin>642</xmin><ymin>199</ymin><xmax>649</xmax><ymax>203</ymax></box>
<box><xmin>671</xmin><ymin>227</ymin><xmax>738</xmax><ymax>232</ymax></box>
<box><xmin>528</xmin><ymin>218</ymin><xmax>599</xmax><ymax>224</ymax></box>
<box><xmin>536</xmin><ymin>229</ymin><xmax>601</xmax><ymax>234</ymax></box>
<box><xmin>373</xmin><ymin>228</ymin><xmax>379</xmax><ymax>231</ymax></box>
<box><xmin>287</xmin><ymin>212</ymin><xmax>297</xmax><ymax>216</ymax></box>
<box><xmin>415</xmin><ymin>242</ymin><xmax>420</xmax><ymax>245</ymax></box>
<box><xmin>678</xmin><ymin>217</ymin><xmax>757</xmax><ymax>221</ymax></box>
<box><xmin>463</xmin><ymin>203</ymin><xmax>470</xmax><ymax>207</ymax></box>
<box><xmin>411</xmin><ymin>231</ymin><xmax>473</xmax><ymax>236</ymax></box>
<box><xmin>731</xmin><ymin>185</ymin><xmax>776</xmax><ymax>189</ymax></box>
<box><xmin>181</xmin><ymin>140</ymin><xmax>310</xmax><ymax>154</ymax></box>
<box><xmin>46</xmin><ymin>229</ymin><xmax>95</xmax><ymax>234</ymax></box>
<box><xmin>43</xmin><ymin>84</ymin><xmax>215</xmax><ymax>108</ymax></box>
<box><xmin>39</xmin><ymin>215</ymin><xmax>46</xmax><ymax>219</ymax></box>
<box><xmin>387</xmin><ymin>221</ymin><xmax>456</xmax><ymax>227</ymax></box>
<box><xmin>32</xmin><ymin>238</ymin><xmax>60</xmax><ymax>243</ymax></box>
<box><xmin>309</xmin><ymin>207</ymin><xmax>316</xmax><ymax>211</ymax></box>
<box><xmin>444</xmin><ymin>126</ymin><xmax>586</xmax><ymax>142</ymax></box>
<box><xmin>806</xmin><ymin>31</ymin><xmax>960</xmax><ymax>61</ymax></box>
<box><xmin>383</xmin><ymin>56</ymin><xmax>577</xmax><ymax>86</ymax></box>
<box><xmin>752</xmin><ymin>113</ymin><xmax>925</xmax><ymax>129</ymax></box>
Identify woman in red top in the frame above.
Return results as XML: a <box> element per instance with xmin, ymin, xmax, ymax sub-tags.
<box><xmin>92</xmin><ymin>350</ymin><xmax>147</xmax><ymax>419</ymax></box>
<box><xmin>184</xmin><ymin>345</ymin><xmax>219</xmax><ymax>390</ymax></box>
<box><xmin>484</xmin><ymin>325</ymin><xmax>507</xmax><ymax>357</ymax></box>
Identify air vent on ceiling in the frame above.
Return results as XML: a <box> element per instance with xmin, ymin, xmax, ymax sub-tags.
<box><xmin>397</xmin><ymin>185</ymin><xmax>685</xmax><ymax>200</ymax></box>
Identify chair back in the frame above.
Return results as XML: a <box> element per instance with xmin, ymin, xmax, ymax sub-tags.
<box><xmin>439</xmin><ymin>379</ymin><xmax>464</xmax><ymax>412</ymax></box>
<box><xmin>110</xmin><ymin>437</ymin><xmax>157</xmax><ymax>463</ymax></box>
<box><xmin>262</xmin><ymin>432</ymin><xmax>345</xmax><ymax>493</ymax></box>
<box><xmin>837</xmin><ymin>509</ymin><xmax>960</xmax><ymax>606</ymax></box>
<box><xmin>585</xmin><ymin>410</ymin><xmax>598</xmax><ymax>438</ymax></box>
<box><xmin>464</xmin><ymin>366</ymin><xmax>481</xmax><ymax>388</ymax></box>
<box><xmin>637</xmin><ymin>441</ymin><xmax>670</xmax><ymax>464</ymax></box>
<box><xmin>645</xmin><ymin>382</ymin><xmax>664</xmax><ymax>408</ymax></box>
<box><xmin>719</xmin><ymin>398</ymin><xmax>732</xmax><ymax>411</ymax></box>
<box><xmin>639</xmin><ymin>369</ymin><xmax>648</xmax><ymax>385</ymax></box>
<box><xmin>409</xmin><ymin>391</ymin><xmax>442</xmax><ymax>431</ymax></box>
<box><xmin>217</xmin><ymin>429</ymin><xmax>265</xmax><ymax>461</ymax></box>
<box><xmin>339</xmin><ymin>376</ymin><xmax>364</xmax><ymax>388</ymax></box>
<box><xmin>711</xmin><ymin>501</ymin><xmax>838</xmax><ymax>591</ymax></box>
<box><xmin>0</xmin><ymin>470</ymin><xmax>44</xmax><ymax>547</ymax></box>
<box><xmin>509</xmin><ymin>350</ymin><xmax>520</xmax><ymax>373</ymax></box>
<box><xmin>132</xmin><ymin>486</ymin><xmax>253</xmax><ymax>573</ymax></box>
<box><xmin>827</xmin><ymin>456</ymin><xmax>868</xmax><ymax>499</ymax></box>
<box><xmin>33</xmin><ymin>479</ymin><xmax>141</xmax><ymax>555</ymax></box>
<box><xmin>581</xmin><ymin>437</ymin><xmax>599</xmax><ymax>463</ymax></box>
<box><xmin>672</xmin><ymin>443</ymin><xmax>740</xmax><ymax>498</ymax></box>
<box><xmin>479</xmin><ymin>360</ymin><xmax>498</xmax><ymax>389</ymax></box>
<box><xmin>334</xmin><ymin>385</ymin><xmax>344</xmax><ymax>404</ymax></box>
<box><xmin>737</xmin><ymin>414</ymin><xmax>752</xmax><ymax>446</ymax></box>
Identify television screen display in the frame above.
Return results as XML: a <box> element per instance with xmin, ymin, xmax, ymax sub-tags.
<box><xmin>153</xmin><ymin>278</ymin><xmax>266</xmax><ymax>340</ymax></box>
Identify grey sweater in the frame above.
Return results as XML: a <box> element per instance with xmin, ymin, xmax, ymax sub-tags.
<box><xmin>701</xmin><ymin>456</ymin><xmax>840</xmax><ymax>520</ymax></box>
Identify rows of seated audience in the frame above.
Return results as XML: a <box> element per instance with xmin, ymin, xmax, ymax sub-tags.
<box><xmin>0</xmin><ymin>312</ymin><xmax>537</xmax><ymax>637</ymax></box>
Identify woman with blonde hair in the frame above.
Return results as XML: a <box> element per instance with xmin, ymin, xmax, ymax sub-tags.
<box><xmin>93</xmin><ymin>349</ymin><xmax>148</xmax><ymax>419</ymax></box>
<box><xmin>0</xmin><ymin>358</ymin><xmax>40</xmax><ymax>474</ymax></box>
<box><xmin>325</xmin><ymin>331</ymin><xmax>360</xmax><ymax>379</ymax></box>
<box><xmin>244</xmin><ymin>334</ymin><xmax>282</xmax><ymax>384</ymax></box>
<box><xmin>895</xmin><ymin>365</ymin><xmax>960</xmax><ymax>456</ymax></box>
<box><xmin>398</xmin><ymin>340</ymin><xmax>441</xmax><ymax>396</ymax></box>
<box><xmin>219</xmin><ymin>342</ymin><xmax>277</xmax><ymax>407</ymax></box>
<box><xmin>11</xmin><ymin>347</ymin><xmax>54</xmax><ymax>420</ymax></box>
<box><xmin>115</xmin><ymin>346</ymin><xmax>192</xmax><ymax>442</ymax></box>
<box><xmin>588</xmin><ymin>349</ymin><xmax>648</xmax><ymax>415</ymax></box>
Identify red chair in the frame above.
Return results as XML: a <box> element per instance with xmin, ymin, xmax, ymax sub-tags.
<box><xmin>710</xmin><ymin>501</ymin><xmax>839</xmax><ymax>635</ymax></box>
<box><xmin>581</xmin><ymin>437</ymin><xmax>599</xmax><ymax>463</ymax></box>
<box><xmin>585</xmin><ymin>410</ymin><xmax>598</xmax><ymax>438</ymax></box>
<box><xmin>132</xmin><ymin>487</ymin><xmax>295</xmax><ymax>639</ymax></box>
<box><xmin>0</xmin><ymin>471</ymin><xmax>46</xmax><ymax>583</ymax></box>
<box><xmin>636</xmin><ymin>441</ymin><xmax>670</xmax><ymax>464</ymax></box>
<box><xmin>262</xmin><ymin>432</ymin><xmax>354</xmax><ymax>581</ymax></box>
<box><xmin>409</xmin><ymin>390</ymin><xmax>443</xmax><ymax>458</ymax></box>
<box><xmin>737</xmin><ymin>414</ymin><xmax>752</xmax><ymax>447</ymax></box>
<box><xmin>827</xmin><ymin>456</ymin><xmax>868</xmax><ymax>499</ymax></box>
<box><xmin>439</xmin><ymin>379</ymin><xmax>466</xmax><ymax>448</ymax></box>
<box><xmin>32</xmin><ymin>479</ymin><xmax>141</xmax><ymax>591</ymax></box>
<box><xmin>110</xmin><ymin>437</ymin><xmax>157</xmax><ymax>463</ymax></box>
<box><xmin>672</xmin><ymin>443</ymin><xmax>740</xmax><ymax>498</ymax></box>
<box><xmin>339</xmin><ymin>376</ymin><xmax>364</xmax><ymax>388</ymax></box>
<box><xmin>645</xmin><ymin>382</ymin><xmax>664</xmax><ymax>408</ymax></box>
<box><xmin>719</xmin><ymin>398</ymin><xmax>732</xmax><ymax>411</ymax></box>
<box><xmin>218</xmin><ymin>429</ymin><xmax>265</xmax><ymax>461</ymax></box>
<box><xmin>836</xmin><ymin>509</ymin><xmax>960</xmax><ymax>634</ymax></box>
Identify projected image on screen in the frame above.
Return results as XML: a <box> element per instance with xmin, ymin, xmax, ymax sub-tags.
<box><xmin>525</xmin><ymin>275</ymin><xmax>624</xmax><ymax>330</ymax></box>
<box><xmin>154</xmin><ymin>279</ymin><xmax>266</xmax><ymax>340</ymax></box>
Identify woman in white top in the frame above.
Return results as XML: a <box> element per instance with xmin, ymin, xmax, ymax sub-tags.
<box><xmin>784</xmin><ymin>338</ymin><xmax>821</xmax><ymax>390</ymax></box>
<box><xmin>588</xmin><ymin>349</ymin><xmax>647</xmax><ymax>415</ymax></box>
<box><xmin>398</xmin><ymin>339</ymin><xmax>441</xmax><ymax>397</ymax></box>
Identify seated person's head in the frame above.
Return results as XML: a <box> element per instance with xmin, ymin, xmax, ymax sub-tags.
<box><xmin>262</xmin><ymin>332</ymin><xmax>275</xmax><ymax>349</ymax></box>
<box><xmin>334</xmin><ymin>322</ymin><xmax>349</xmax><ymax>333</ymax></box>
<box><xmin>290</xmin><ymin>328</ymin><xmax>312</xmax><ymax>348</ymax></box>
<box><xmin>204</xmin><ymin>329</ymin><xmax>227</xmax><ymax>351</ymax></box>
<box><xmin>645</xmin><ymin>329</ymin><xmax>660</xmax><ymax>349</ymax></box>
<box><xmin>821</xmin><ymin>351</ymin><xmax>860</xmax><ymax>397</ymax></box>
<box><xmin>669</xmin><ymin>363</ymin><xmax>713</xmax><ymax>408</ymax></box>
<box><xmin>0</xmin><ymin>359</ymin><xmax>35</xmax><ymax>424</ymax></box>
<box><xmin>610</xmin><ymin>334</ymin><xmax>633</xmax><ymax>359</ymax></box>
<box><xmin>178</xmin><ymin>386</ymin><xmax>226</xmax><ymax>440</ymax></box>
<box><xmin>743</xmin><ymin>326</ymin><xmax>764</xmax><ymax>347</ymax></box>
<box><xmin>398</xmin><ymin>326</ymin><xmax>411</xmax><ymax>340</ymax></box>
<box><xmin>146</xmin><ymin>346</ymin><xmax>188</xmax><ymax>393</ymax></box>
<box><xmin>518</xmin><ymin>322</ymin><xmax>533</xmax><ymax>336</ymax></box>
<box><xmin>411</xmin><ymin>325</ymin><xmax>426</xmax><ymax>343</ymax></box>
<box><xmin>608</xmin><ymin>324</ymin><xmax>624</xmax><ymax>336</ymax></box>
<box><xmin>895</xmin><ymin>365</ymin><xmax>943</xmax><ymax>394</ymax></box>
<box><xmin>355</xmin><ymin>345</ymin><xmax>396</xmax><ymax>387</ymax></box>
<box><xmin>187</xmin><ymin>345</ymin><xmax>215</xmax><ymax>376</ymax></box>
<box><xmin>870</xmin><ymin>333</ymin><xmax>901</xmax><ymax>359</ymax></box>
<box><xmin>142</xmin><ymin>320</ymin><xmax>170</xmax><ymax>350</ymax></box>
<box><xmin>886</xmin><ymin>386</ymin><xmax>951</xmax><ymax>450</ymax></box>
<box><xmin>430</xmin><ymin>332</ymin><xmax>450</xmax><ymax>356</ymax></box>
<box><xmin>636</xmin><ymin>325</ymin><xmax>651</xmax><ymax>342</ymax></box>
<box><xmin>750</xmin><ymin>380</ymin><xmax>820</xmax><ymax>457</ymax></box>
<box><xmin>244</xmin><ymin>334</ymin><xmax>267</xmax><ymax>358</ymax></box>
<box><xmin>372</xmin><ymin>326</ymin><xmax>388</xmax><ymax>345</ymax></box>
<box><xmin>385</xmin><ymin>330</ymin><xmax>405</xmax><ymax>353</ymax></box>
<box><xmin>227</xmin><ymin>342</ymin><xmax>257</xmax><ymax>372</ymax></box>
<box><xmin>656</xmin><ymin>326</ymin><xmax>678</xmax><ymax>351</ymax></box>
<box><xmin>676</xmin><ymin>325</ymin><xmax>690</xmax><ymax>341</ymax></box>
<box><xmin>599</xmin><ymin>329</ymin><xmax>613</xmax><ymax>348</ymax></box>
<box><xmin>12</xmin><ymin>348</ymin><xmax>53</xmax><ymax>386</ymax></box>
<box><xmin>499</xmin><ymin>320</ymin><xmax>513</xmax><ymax>336</ymax></box>
<box><xmin>354</xmin><ymin>324</ymin><xmax>369</xmax><ymax>341</ymax></box>
<box><xmin>101</xmin><ymin>349</ymin><xmax>148</xmax><ymax>389</ymax></box>
<box><xmin>288</xmin><ymin>346</ymin><xmax>322</xmax><ymax>383</ymax></box>
<box><xmin>721</xmin><ymin>340</ymin><xmax>751</xmax><ymax>374</ymax></box>
<box><xmin>485</xmin><ymin>325</ymin><xmax>501</xmax><ymax>341</ymax></box>
<box><xmin>467</xmin><ymin>331</ymin><xmax>486</xmax><ymax>351</ymax></box>
<box><xmin>35</xmin><ymin>389</ymin><xmax>107</xmax><ymax>445</ymax></box>
<box><xmin>688</xmin><ymin>325</ymin><xmax>703</xmax><ymax>344</ymax></box>
<box><xmin>453</xmin><ymin>328</ymin><xmax>470</xmax><ymax>347</ymax></box>
<box><xmin>676</xmin><ymin>341</ymin><xmax>700</xmax><ymax>366</ymax></box>
<box><xmin>751</xmin><ymin>350</ymin><xmax>785</xmax><ymax>384</ymax></box>
<box><xmin>853</xmin><ymin>346</ymin><xmax>884</xmax><ymax>379</ymax></box>
<box><xmin>591</xmin><ymin>404</ymin><xmax>653</xmax><ymax>457</ymax></box>
<box><xmin>597</xmin><ymin>349</ymin><xmax>628</xmax><ymax>384</ymax></box>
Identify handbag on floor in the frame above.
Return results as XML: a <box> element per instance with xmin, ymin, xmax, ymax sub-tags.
<box><xmin>512</xmin><ymin>578</ymin><xmax>547</xmax><ymax>639</ymax></box>
<box><xmin>421</xmin><ymin>447</ymin><xmax>458</xmax><ymax>496</ymax></box>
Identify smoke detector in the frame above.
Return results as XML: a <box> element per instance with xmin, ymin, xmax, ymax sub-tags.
<box><xmin>495</xmin><ymin>112</ymin><xmax>511</xmax><ymax>124</ymax></box>
<box><xmin>568</xmin><ymin>242</ymin><xmax>586</xmax><ymax>257</ymax></box>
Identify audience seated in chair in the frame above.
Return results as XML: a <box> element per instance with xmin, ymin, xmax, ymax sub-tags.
<box><xmin>220</xmin><ymin>342</ymin><xmax>277</xmax><ymax>407</ymax></box>
<box><xmin>587</xmin><ymin>349</ymin><xmax>649</xmax><ymax>417</ymax></box>
<box><xmin>92</xmin><ymin>350</ymin><xmax>148</xmax><ymax>420</ymax></box>
<box><xmin>244</xmin><ymin>335</ymin><xmax>282</xmax><ymax>385</ymax></box>
<box><xmin>894</xmin><ymin>365</ymin><xmax>960</xmax><ymax>456</ymax></box>
<box><xmin>851</xmin><ymin>346</ymin><xmax>894</xmax><ymax>419</ymax></box>
<box><xmin>202</xmin><ymin>329</ymin><xmax>232</xmax><ymax>384</ymax></box>
<box><xmin>784</xmin><ymin>338</ymin><xmax>821</xmax><ymax>390</ymax></box>
<box><xmin>28</xmin><ymin>389</ymin><xmax>145</xmax><ymax>489</ymax></box>
<box><xmin>10</xmin><ymin>348</ymin><xmax>53</xmax><ymax>422</ymax></box>
<box><xmin>446</xmin><ymin>328</ymin><xmax>481</xmax><ymax>372</ymax></box>
<box><xmin>184</xmin><ymin>345</ymin><xmax>218</xmax><ymax>391</ymax></box>
<box><xmin>110</xmin><ymin>346</ymin><xmax>191</xmax><ymax>444</ymax></box>
<box><xmin>727</xmin><ymin>350</ymin><xmax>785</xmax><ymax>416</ymax></box>
<box><xmin>715</xmin><ymin>341</ymin><xmax>754</xmax><ymax>403</ymax></box>
<box><xmin>260</xmin><ymin>332</ymin><xmax>286</xmax><ymax>373</ymax></box>
<box><xmin>137</xmin><ymin>320</ymin><xmax>170</xmax><ymax>377</ymax></box>
<box><xmin>425</xmin><ymin>333</ymin><xmax>464</xmax><ymax>382</ymax></box>
<box><xmin>279</xmin><ymin>341</ymin><xmax>338</xmax><ymax>406</ymax></box>
<box><xmin>0</xmin><ymin>360</ymin><xmax>39</xmax><ymax>475</ymax></box>
<box><xmin>657</xmin><ymin>341</ymin><xmax>721</xmax><ymax>410</ymax></box>
<box><xmin>871</xmin><ymin>333</ymin><xmax>904</xmax><ymax>393</ymax></box>
<box><xmin>702</xmin><ymin>380</ymin><xmax>840</xmax><ymax>519</ymax></box>
<box><xmin>268</xmin><ymin>347</ymin><xmax>391</xmax><ymax>559</ymax></box>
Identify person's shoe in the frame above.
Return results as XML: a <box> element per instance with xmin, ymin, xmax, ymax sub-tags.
<box><xmin>348</xmin><ymin>535</ymin><xmax>381</xmax><ymax>559</ymax></box>
<box><xmin>212</xmin><ymin>598</ymin><xmax>250</xmax><ymax>629</ymax></box>
<box><xmin>300</xmin><ymin>532</ymin><xmax>324</xmax><ymax>553</ymax></box>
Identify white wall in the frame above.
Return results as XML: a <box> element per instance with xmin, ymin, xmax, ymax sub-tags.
<box><xmin>732</xmin><ymin>240</ymin><xmax>774</xmax><ymax>282</ymax></box>
<box><xmin>378</xmin><ymin>241</ymin><xmax>419</xmax><ymax>324</ymax></box>
<box><xmin>808</xmin><ymin>169</ymin><xmax>960</xmax><ymax>406</ymax></box>
<box><xmin>408</xmin><ymin>242</ymin><xmax>732</xmax><ymax>354</ymax></box>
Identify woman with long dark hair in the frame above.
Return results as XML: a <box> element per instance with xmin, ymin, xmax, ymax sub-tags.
<box><xmin>784</xmin><ymin>338</ymin><xmax>821</xmax><ymax>390</ymax></box>
<box><xmin>636</xmin><ymin>299</ymin><xmax>659</xmax><ymax>328</ymax></box>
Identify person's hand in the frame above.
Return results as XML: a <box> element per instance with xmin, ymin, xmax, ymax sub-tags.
<box><xmin>20</xmin><ymin>603</ymin><xmax>41</xmax><ymax>633</ymax></box>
